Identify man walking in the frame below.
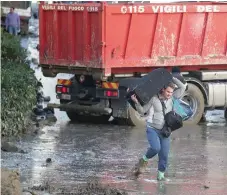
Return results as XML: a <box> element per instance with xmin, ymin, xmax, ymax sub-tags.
<box><xmin>5</xmin><ymin>7</ymin><xmax>20</xmax><ymax>36</ymax></box>
<box><xmin>130</xmin><ymin>77</ymin><xmax>186</xmax><ymax>181</ymax></box>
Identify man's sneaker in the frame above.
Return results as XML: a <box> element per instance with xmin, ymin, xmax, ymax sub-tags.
<box><xmin>157</xmin><ymin>171</ymin><xmax>165</xmax><ymax>181</ymax></box>
<box><xmin>131</xmin><ymin>158</ymin><xmax>148</xmax><ymax>178</ymax></box>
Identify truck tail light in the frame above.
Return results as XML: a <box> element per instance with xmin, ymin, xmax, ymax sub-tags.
<box><xmin>56</xmin><ymin>86</ymin><xmax>62</xmax><ymax>93</ymax></box>
<box><xmin>62</xmin><ymin>87</ymin><xmax>68</xmax><ymax>93</ymax></box>
<box><xmin>102</xmin><ymin>82</ymin><xmax>119</xmax><ymax>89</ymax></box>
<box><xmin>56</xmin><ymin>86</ymin><xmax>69</xmax><ymax>93</ymax></box>
<box><xmin>105</xmin><ymin>90</ymin><xmax>118</xmax><ymax>97</ymax></box>
<box><xmin>57</xmin><ymin>79</ymin><xmax>72</xmax><ymax>86</ymax></box>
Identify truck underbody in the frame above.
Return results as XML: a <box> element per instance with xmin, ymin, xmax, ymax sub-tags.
<box><xmin>46</xmin><ymin>69</ymin><xmax>227</xmax><ymax>126</ymax></box>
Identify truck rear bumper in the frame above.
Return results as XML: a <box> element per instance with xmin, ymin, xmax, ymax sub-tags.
<box><xmin>47</xmin><ymin>103</ymin><xmax>112</xmax><ymax>115</ymax></box>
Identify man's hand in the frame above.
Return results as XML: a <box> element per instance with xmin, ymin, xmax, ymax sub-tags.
<box><xmin>131</xmin><ymin>94</ymin><xmax>139</xmax><ymax>104</ymax></box>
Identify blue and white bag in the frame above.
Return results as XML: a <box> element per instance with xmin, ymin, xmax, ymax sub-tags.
<box><xmin>173</xmin><ymin>98</ymin><xmax>193</xmax><ymax>121</ymax></box>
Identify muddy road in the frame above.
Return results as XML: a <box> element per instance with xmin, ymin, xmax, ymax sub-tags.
<box><xmin>1</xmin><ymin>113</ymin><xmax>227</xmax><ymax>194</ymax></box>
<box><xmin>2</xmin><ymin>18</ymin><xmax>227</xmax><ymax>195</ymax></box>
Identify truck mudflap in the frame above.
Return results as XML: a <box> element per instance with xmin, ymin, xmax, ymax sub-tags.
<box><xmin>47</xmin><ymin>103</ymin><xmax>112</xmax><ymax>115</ymax></box>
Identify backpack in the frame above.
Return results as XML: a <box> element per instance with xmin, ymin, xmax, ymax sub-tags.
<box><xmin>173</xmin><ymin>98</ymin><xmax>193</xmax><ymax>121</ymax></box>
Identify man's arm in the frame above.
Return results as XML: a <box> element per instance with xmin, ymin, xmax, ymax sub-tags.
<box><xmin>134</xmin><ymin>97</ymin><xmax>154</xmax><ymax>115</ymax></box>
<box><xmin>172</xmin><ymin>77</ymin><xmax>187</xmax><ymax>99</ymax></box>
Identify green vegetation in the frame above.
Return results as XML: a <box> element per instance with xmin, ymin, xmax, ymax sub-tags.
<box><xmin>1</xmin><ymin>29</ymin><xmax>37</xmax><ymax>137</ymax></box>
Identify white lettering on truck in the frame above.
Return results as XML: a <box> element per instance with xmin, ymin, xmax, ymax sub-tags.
<box><xmin>42</xmin><ymin>5</ymin><xmax>56</xmax><ymax>10</ymax></box>
<box><xmin>41</xmin><ymin>4</ymin><xmax>220</xmax><ymax>13</ymax></box>
<box><xmin>121</xmin><ymin>5</ymin><xmax>145</xmax><ymax>14</ymax></box>
<box><xmin>69</xmin><ymin>6</ymin><xmax>84</xmax><ymax>11</ymax></box>
<box><xmin>152</xmin><ymin>5</ymin><xmax>187</xmax><ymax>13</ymax></box>
<box><xmin>196</xmin><ymin>5</ymin><xmax>220</xmax><ymax>12</ymax></box>
<box><xmin>57</xmin><ymin>5</ymin><xmax>67</xmax><ymax>11</ymax></box>
<box><xmin>42</xmin><ymin>5</ymin><xmax>98</xmax><ymax>12</ymax></box>
<box><xmin>120</xmin><ymin>5</ymin><xmax>220</xmax><ymax>14</ymax></box>
<box><xmin>87</xmin><ymin>6</ymin><xmax>98</xmax><ymax>12</ymax></box>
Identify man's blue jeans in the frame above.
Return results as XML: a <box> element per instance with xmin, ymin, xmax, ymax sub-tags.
<box><xmin>8</xmin><ymin>26</ymin><xmax>18</xmax><ymax>36</ymax></box>
<box><xmin>145</xmin><ymin>126</ymin><xmax>170</xmax><ymax>172</ymax></box>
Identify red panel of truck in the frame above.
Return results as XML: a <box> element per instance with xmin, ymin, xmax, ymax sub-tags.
<box><xmin>39</xmin><ymin>2</ymin><xmax>227</xmax><ymax>76</ymax></box>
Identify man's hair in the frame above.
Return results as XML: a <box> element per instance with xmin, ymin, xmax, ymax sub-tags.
<box><xmin>11</xmin><ymin>7</ymin><xmax>15</xmax><ymax>10</ymax></box>
<box><xmin>164</xmin><ymin>82</ymin><xmax>176</xmax><ymax>90</ymax></box>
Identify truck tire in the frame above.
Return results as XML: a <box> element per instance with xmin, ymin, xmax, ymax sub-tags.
<box><xmin>225</xmin><ymin>108</ymin><xmax>227</xmax><ymax>120</ymax></box>
<box><xmin>66</xmin><ymin>111</ymin><xmax>80</xmax><ymax>122</ymax></box>
<box><xmin>121</xmin><ymin>83</ymin><xmax>205</xmax><ymax>126</ymax></box>
<box><xmin>183</xmin><ymin>83</ymin><xmax>205</xmax><ymax>125</ymax></box>
<box><xmin>127</xmin><ymin>105</ymin><xmax>146</xmax><ymax>127</ymax></box>
<box><xmin>66</xmin><ymin>111</ymin><xmax>95</xmax><ymax>123</ymax></box>
<box><xmin>66</xmin><ymin>111</ymin><xmax>109</xmax><ymax>124</ymax></box>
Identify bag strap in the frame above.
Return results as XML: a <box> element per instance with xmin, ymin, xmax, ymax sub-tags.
<box><xmin>158</xmin><ymin>95</ymin><xmax>166</xmax><ymax>116</ymax></box>
<box><xmin>172</xmin><ymin>97</ymin><xmax>175</xmax><ymax>111</ymax></box>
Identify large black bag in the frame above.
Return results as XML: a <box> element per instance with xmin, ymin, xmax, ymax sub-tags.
<box><xmin>165</xmin><ymin>110</ymin><xmax>183</xmax><ymax>131</ymax></box>
<box><xmin>134</xmin><ymin>68</ymin><xmax>172</xmax><ymax>106</ymax></box>
<box><xmin>160</xmin><ymin>99</ymin><xmax>183</xmax><ymax>138</ymax></box>
<box><xmin>119</xmin><ymin>68</ymin><xmax>173</xmax><ymax>107</ymax></box>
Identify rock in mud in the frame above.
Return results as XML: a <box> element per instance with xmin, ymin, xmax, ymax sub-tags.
<box><xmin>31</xmin><ymin>58</ymin><xmax>38</xmax><ymax>65</ymax></box>
<box><xmin>43</xmin><ymin>96</ymin><xmax>51</xmax><ymax>102</ymax></box>
<box><xmin>1</xmin><ymin>142</ymin><xmax>25</xmax><ymax>153</ymax></box>
<box><xmin>84</xmin><ymin>150</ymin><xmax>96</xmax><ymax>157</ymax></box>
<box><xmin>47</xmin><ymin>114</ymin><xmax>57</xmax><ymax>121</ymax></box>
<box><xmin>43</xmin><ymin>114</ymin><xmax>57</xmax><ymax>125</ymax></box>
<box><xmin>46</xmin><ymin>158</ymin><xmax>52</xmax><ymax>163</ymax></box>
<box><xmin>30</xmin><ymin>183</ymin><xmax>50</xmax><ymax>191</ymax></box>
<box><xmin>1</xmin><ymin>168</ymin><xmax>21</xmax><ymax>195</ymax></box>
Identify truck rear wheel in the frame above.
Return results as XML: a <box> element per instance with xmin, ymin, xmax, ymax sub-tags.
<box><xmin>61</xmin><ymin>99</ymin><xmax>109</xmax><ymax>123</ymax></box>
<box><xmin>127</xmin><ymin>105</ymin><xmax>146</xmax><ymax>127</ymax></box>
<box><xmin>183</xmin><ymin>83</ymin><xmax>205</xmax><ymax>125</ymax></box>
<box><xmin>66</xmin><ymin>111</ymin><xmax>109</xmax><ymax>124</ymax></box>
<box><xmin>66</xmin><ymin>111</ymin><xmax>81</xmax><ymax>122</ymax></box>
<box><xmin>66</xmin><ymin>111</ymin><xmax>91</xmax><ymax>123</ymax></box>
<box><xmin>119</xmin><ymin>83</ymin><xmax>205</xmax><ymax>126</ymax></box>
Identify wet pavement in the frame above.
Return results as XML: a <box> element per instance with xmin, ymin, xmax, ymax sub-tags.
<box><xmin>1</xmin><ymin>18</ymin><xmax>227</xmax><ymax>195</ymax></box>
<box><xmin>1</xmin><ymin>117</ymin><xmax>227</xmax><ymax>194</ymax></box>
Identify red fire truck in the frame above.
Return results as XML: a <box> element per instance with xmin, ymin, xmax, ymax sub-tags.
<box><xmin>39</xmin><ymin>1</ymin><xmax>227</xmax><ymax>126</ymax></box>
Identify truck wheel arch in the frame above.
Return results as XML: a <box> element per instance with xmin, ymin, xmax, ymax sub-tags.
<box><xmin>184</xmin><ymin>77</ymin><xmax>208</xmax><ymax>105</ymax></box>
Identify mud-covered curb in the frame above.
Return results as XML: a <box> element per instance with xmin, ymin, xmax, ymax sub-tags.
<box><xmin>23</xmin><ymin>178</ymin><xmax>128</xmax><ymax>195</ymax></box>
<box><xmin>1</xmin><ymin>168</ymin><xmax>21</xmax><ymax>195</ymax></box>
<box><xmin>61</xmin><ymin>180</ymin><xmax>128</xmax><ymax>195</ymax></box>
<box><xmin>1</xmin><ymin>169</ymin><xmax>128</xmax><ymax>195</ymax></box>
